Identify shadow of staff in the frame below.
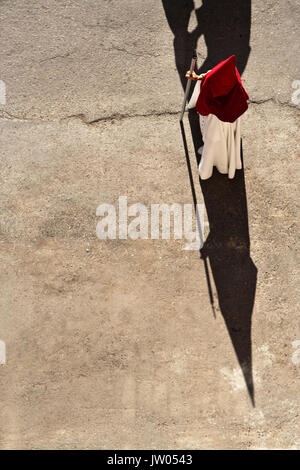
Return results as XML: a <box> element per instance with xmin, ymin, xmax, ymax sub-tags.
<box><xmin>162</xmin><ymin>0</ymin><xmax>257</xmax><ymax>406</ymax></box>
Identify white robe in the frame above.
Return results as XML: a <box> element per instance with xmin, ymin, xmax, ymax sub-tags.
<box><xmin>187</xmin><ymin>80</ymin><xmax>242</xmax><ymax>180</ymax></box>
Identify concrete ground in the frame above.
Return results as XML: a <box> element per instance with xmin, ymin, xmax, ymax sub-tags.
<box><xmin>0</xmin><ymin>0</ymin><xmax>299</xmax><ymax>449</ymax></box>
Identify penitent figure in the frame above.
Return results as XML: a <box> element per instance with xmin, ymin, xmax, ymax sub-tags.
<box><xmin>185</xmin><ymin>55</ymin><xmax>249</xmax><ymax>180</ymax></box>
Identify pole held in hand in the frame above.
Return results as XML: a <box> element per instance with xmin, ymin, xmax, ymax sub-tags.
<box><xmin>179</xmin><ymin>50</ymin><xmax>197</xmax><ymax>121</ymax></box>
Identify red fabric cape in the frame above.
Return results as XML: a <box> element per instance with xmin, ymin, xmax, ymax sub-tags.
<box><xmin>195</xmin><ymin>55</ymin><xmax>249</xmax><ymax>123</ymax></box>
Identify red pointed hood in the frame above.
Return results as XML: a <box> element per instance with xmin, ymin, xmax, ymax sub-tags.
<box><xmin>196</xmin><ymin>55</ymin><xmax>249</xmax><ymax>122</ymax></box>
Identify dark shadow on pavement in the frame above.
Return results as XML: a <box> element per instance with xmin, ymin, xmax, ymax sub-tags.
<box><xmin>162</xmin><ymin>0</ymin><xmax>257</xmax><ymax>406</ymax></box>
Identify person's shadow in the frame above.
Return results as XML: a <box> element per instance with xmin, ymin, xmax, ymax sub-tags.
<box><xmin>162</xmin><ymin>0</ymin><xmax>257</xmax><ymax>406</ymax></box>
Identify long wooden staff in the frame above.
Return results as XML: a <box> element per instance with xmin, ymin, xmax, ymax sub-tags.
<box><xmin>179</xmin><ymin>50</ymin><xmax>198</xmax><ymax>122</ymax></box>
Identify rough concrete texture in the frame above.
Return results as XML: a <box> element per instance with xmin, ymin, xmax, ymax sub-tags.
<box><xmin>0</xmin><ymin>0</ymin><xmax>299</xmax><ymax>450</ymax></box>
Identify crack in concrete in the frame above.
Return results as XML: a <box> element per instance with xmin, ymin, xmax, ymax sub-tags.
<box><xmin>0</xmin><ymin>111</ymin><xmax>47</xmax><ymax>122</ymax></box>
<box><xmin>0</xmin><ymin>109</ymin><xmax>180</xmax><ymax>125</ymax></box>
<box><xmin>84</xmin><ymin>99</ymin><xmax>300</xmax><ymax>124</ymax></box>
<box><xmin>100</xmin><ymin>43</ymin><xmax>160</xmax><ymax>58</ymax></box>
<box><xmin>249</xmin><ymin>98</ymin><xmax>274</xmax><ymax>104</ymax></box>
<box><xmin>87</xmin><ymin>110</ymin><xmax>179</xmax><ymax>124</ymax></box>
<box><xmin>38</xmin><ymin>51</ymin><xmax>75</xmax><ymax>64</ymax></box>
<box><xmin>249</xmin><ymin>97</ymin><xmax>299</xmax><ymax>110</ymax></box>
<box><xmin>0</xmin><ymin>110</ymin><xmax>179</xmax><ymax>124</ymax></box>
<box><xmin>0</xmin><ymin>98</ymin><xmax>298</xmax><ymax>126</ymax></box>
